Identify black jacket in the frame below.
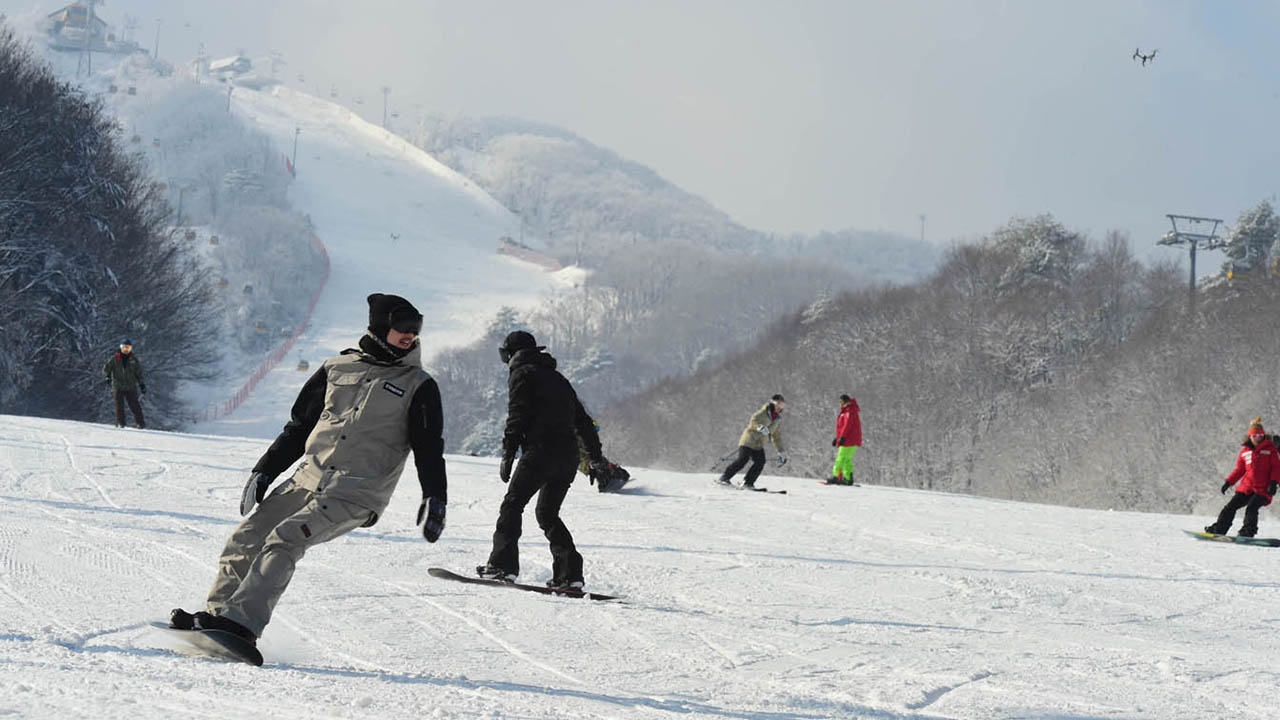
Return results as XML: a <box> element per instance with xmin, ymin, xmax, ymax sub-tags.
<box><xmin>502</xmin><ymin>348</ymin><xmax>601</xmax><ymax>461</ymax></box>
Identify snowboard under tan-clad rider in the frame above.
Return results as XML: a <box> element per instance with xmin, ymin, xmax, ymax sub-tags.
<box><xmin>168</xmin><ymin>293</ymin><xmax>448</xmax><ymax>646</ymax></box>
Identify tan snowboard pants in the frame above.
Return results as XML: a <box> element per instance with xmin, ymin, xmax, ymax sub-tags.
<box><xmin>205</xmin><ymin>480</ymin><xmax>372</xmax><ymax>636</ymax></box>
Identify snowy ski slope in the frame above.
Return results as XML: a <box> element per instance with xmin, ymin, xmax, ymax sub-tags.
<box><xmin>195</xmin><ymin>82</ymin><xmax>571</xmax><ymax>438</ymax></box>
<box><xmin>1</xmin><ymin>414</ymin><xmax>1277</xmax><ymax>719</ymax></box>
<box><xmin>26</xmin><ymin>32</ymin><xmax>570</xmax><ymax>439</ymax></box>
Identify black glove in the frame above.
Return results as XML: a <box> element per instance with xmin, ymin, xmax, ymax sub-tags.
<box><xmin>589</xmin><ymin>457</ymin><xmax>609</xmax><ymax>476</ymax></box>
<box><xmin>832</xmin><ymin>438</ymin><xmax>838</xmax><ymax>447</ymax></box>
<box><xmin>417</xmin><ymin>497</ymin><xmax>446</xmax><ymax>543</ymax></box>
<box><xmin>499</xmin><ymin>455</ymin><xmax>514</xmax><ymax>483</ymax></box>
<box><xmin>1269</xmin><ymin>481</ymin><xmax>1278</xmax><ymax>496</ymax></box>
<box><xmin>239</xmin><ymin>472</ymin><xmax>270</xmax><ymax>515</ymax></box>
<box><xmin>139</xmin><ymin>383</ymin><xmax>147</xmax><ymax>395</ymax></box>
<box><xmin>1221</xmin><ymin>481</ymin><xmax>1232</xmax><ymax>495</ymax></box>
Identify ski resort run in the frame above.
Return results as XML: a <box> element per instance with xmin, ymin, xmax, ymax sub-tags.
<box><xmin>2</xmin><ymin>414</ymin><xmax>1279</xmax><ymax>719</ymax></box>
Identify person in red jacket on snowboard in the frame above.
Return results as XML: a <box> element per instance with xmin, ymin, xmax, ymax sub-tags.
<box><xmin>1206</xmin><ymin>417</ymin><xmax>1280</xmax><ymax>538</ymax></box>
<box><xmin>826</xmin><ymin>394</ymin><xmax>861</xmax><ymax>485</ymax></box>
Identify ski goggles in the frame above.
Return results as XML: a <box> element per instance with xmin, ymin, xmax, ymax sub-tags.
<box><xmin>119</xmin><ymin>344</ymin><xmax>133</xmax><ymax>353</ymax></box>
<box><xmin>389</xmin><ymin>315</ymin><xmax>422</xmax><ymax>335</ymax></box>
<box><xmin>498</xmin><ymin>346</ymin><xmax>513</xmax><ymax>364</ymax></box>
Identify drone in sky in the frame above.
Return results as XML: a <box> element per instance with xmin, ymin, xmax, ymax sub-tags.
<box><xmin>1133</xmin><ymin>47</ymin><xmax>1158</xmax><ymax>66</ymax></box>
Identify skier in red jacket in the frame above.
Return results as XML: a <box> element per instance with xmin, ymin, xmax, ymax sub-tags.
<box><xmin>1205</xmin><ymin>417</ymin><xmax>1280</xmax><ymax>538</ymax></box>
<box><xmin>826</xmin><ymin>394</ymin><xmax>861</xmax><ymax>485</ymax></box>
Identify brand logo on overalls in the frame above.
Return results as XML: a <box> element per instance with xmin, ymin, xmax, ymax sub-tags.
<box><xmin>382</xmin><ymin>382</ymin><xmax>405</xmax><ymax>397</ymax></box>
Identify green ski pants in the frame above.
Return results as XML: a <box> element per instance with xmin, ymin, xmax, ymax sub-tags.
<box><xmin>832</xmin><ymin>445</ymin><xmax>858</xmax><ymax>484</ymax></box>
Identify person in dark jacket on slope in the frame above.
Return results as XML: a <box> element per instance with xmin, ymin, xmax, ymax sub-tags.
<box><xmin>827</xmin><ymin>394</ymin><xmax>861</xmax><ymax>485</ymax></box>
<box><xmin>478</xmin><ymin>331</ymin><xmax>605</xmax><ymax>590</ymax></box>
<box><xmin>103</xmin><ymin>340</ymin><xmax>146</xmax><ymax>428</ymax></box>
<box><xmin>169</xmin><ymin>294</ymin><xmax>448</xmax><ymax>645</ymax></box>
<box><xmin>1206</xmin><ymin>417</ymin><xmax>1280</xmax><ymax>538</ymax></box>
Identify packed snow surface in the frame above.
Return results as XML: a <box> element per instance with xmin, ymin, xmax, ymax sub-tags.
<box><xmin>2</xmin><ymin>414</ymin><xmax>1277</xmax><ymax>719</ymax></box>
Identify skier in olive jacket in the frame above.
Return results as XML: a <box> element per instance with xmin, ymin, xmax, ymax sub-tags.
<box><xmin>1206</xmin><ymin>417</ymin><xmax>1280</xmax><ymax>538</ymax></box>
<box><xmin>169</xmin><ymin>293</ymin><xmax>448</xmax><ymax>645</ymax></box>
<box><xmin>718</xmin><ymin>394</ymin><xmax>786</xmax><ymax>488</ymax></box>
<box><xmin>103</xmin><ymin>340</ymin><xmax>146</xmax><ymax>428</ymax></box>
<box><xmin>479</xmin><ymin>330</ymin><xmax>604</xmax><ymax>590</ymax></box>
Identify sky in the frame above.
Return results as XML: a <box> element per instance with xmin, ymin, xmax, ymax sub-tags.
<box><xmin>6</xmin><ymin>0</ymin><xmax>1280</xmax><ymax>252</ymax></box>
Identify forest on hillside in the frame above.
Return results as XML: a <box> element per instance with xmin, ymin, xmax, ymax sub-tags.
<box><xmin>0</xmin><ymin>22</ymin><xmax>323</xmax><ymax>426</ymax></box>
<box><xmin>415</xmin><ymin>115</ymin><xmax>946</xmax><ymax>454</ymax></box>
<box><xmin>0</xmin><ymin>25</ymin><xmax>218</xmax><ymax>426</ymax></box>
<box><xmin>603</xmin><ymin>210</ymin><xmax>1280</xmax><ymax>515</ymax></box>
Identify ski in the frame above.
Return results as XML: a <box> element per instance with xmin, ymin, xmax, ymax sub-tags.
<box><xmin>1183</xmin><ymin>529</ymin><xmax>1280</xmax><ymax>548</ymax></box>
<box><xmin>427</xmin><ymin>567</ymin><xmax>623</xmax><ymax>601</ymax></box>
<box><xmin>149</xmin><ymin>622</ymin><xmax>264</xmax><ymax>666</ymax></box>
<box><xmin>711</xmin><ymin>479</ymin><xmax>785</xmax><ymax>494</ymax></box>
<box><xmin>818</xmin><ymin>481</ymin><xmax>860</xmax><ymax>487</ymax></box>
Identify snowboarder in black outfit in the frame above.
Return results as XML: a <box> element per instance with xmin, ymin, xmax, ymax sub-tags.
<box><xmin>169</xmin><ymin>293</ymin><xmax>448</xmax><ymax>645</ymax></box>
<box><xmin>103</xmin><ymin>340</ymin><xmax>146</xmax><ymax>428</ymax></box>
<box><xmin>479</xmin><ymin>331</ymin><xmax>605</xmax><ymax>590</ymax></box>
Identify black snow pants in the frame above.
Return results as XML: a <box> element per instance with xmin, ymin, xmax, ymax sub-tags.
<box><xmin>1209</xmin><ymin>491</ymin><xmax>1269</xmax><ymax>537</ymax></box>
<box><xmin>487</xmin><ymin>439</ymin><xmax>583</xmax><ymax>583</ymax></box>
<box><xmin>113</xmin><ymin>389</ymin><xmax>145</xmax><ymax>428</ymax></box>
<box><xmin>720</xmin><ymin>446</ymin><xmax>767</xmax><ymax>487</ymax></box>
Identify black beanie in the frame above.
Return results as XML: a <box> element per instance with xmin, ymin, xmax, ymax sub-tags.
<box><xmin>367</xmin><ymin>293</ymin><xmax>422</xmax><ymax>337</ymax></box>
<box><xmin>501</xmin><ymin>330</ymin><xmax>542</xmax><ymax>354</ymax></box>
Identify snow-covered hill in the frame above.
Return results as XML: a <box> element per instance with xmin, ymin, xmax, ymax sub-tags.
<box><xmin>413</xmin><ymin>114</ymin><xmax>943</xmax><ymax>284</ymax></box>
<box><xmin>20</xmin><ymin>31</ymin><xmax>569</xmax><ymax>439</ymax></box>
<box><xmin>197</xmin><ymin>83</ymin><xmax>570</xmax><ymax>437</ymax></box>
<box><xmin>1</xmin><ymin>414</ymin><xmax>1276</xmax><ymax>719</ymax></box>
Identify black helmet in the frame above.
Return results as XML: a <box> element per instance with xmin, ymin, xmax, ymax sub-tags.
<box><xmin>499</xmin><ymin>330</ymin><xmax>543</xmax><ymax>363</ymax></box>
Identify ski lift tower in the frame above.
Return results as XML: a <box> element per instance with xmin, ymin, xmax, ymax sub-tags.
<box><xmin>76</xmin><ymin>0</ymin><xmax>101</xmax><ymax>77</ymax></box>
<box><xmin>1158</xmin><ymin>213</ymin><xmax>1226</xmax><ymax>307</ymax></box>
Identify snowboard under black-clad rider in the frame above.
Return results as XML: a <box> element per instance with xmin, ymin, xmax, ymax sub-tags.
<box><xmin>169</xmin><ymin>293</ymin><xmax>448</xmax><ymax>645</ymax></box>
<box><xmin>1206</xmin><ymin>417</ymin><xmax>1280</xmax><ymax>538</ymax></box>
<box><xmin>718</xmin><ymin>394</ymin><xmax>787</xmax><ymax>488</ymax></box>
<box><xmin>479</xmin><ymin>330</ymin><xmax>606</xmax><ymax>590</ymax></box>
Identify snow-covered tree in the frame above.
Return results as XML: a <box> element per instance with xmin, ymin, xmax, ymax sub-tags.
<box><xmin>1222</xmin><ymin>200</ymin><xmax>1279</xmax><ymax>276</ymax></box>
<box><xmin>991</xmin><ymin>214</ymin><xmax>1085</xmax><ymax>293</ymax></box>
<box><xmin>0</xmin><ymin>23</ymin><xmax>219</xmax><ymax>425</ymax></box>
<box><xmin>801</xmin><ymin>290</ymin><xmax>836</xmax><ymax>325</ymax></box>
<box><xmin>485</xmin><ymin>306</ymin><xmax>523</xmax><ymax>341</ymax></box>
